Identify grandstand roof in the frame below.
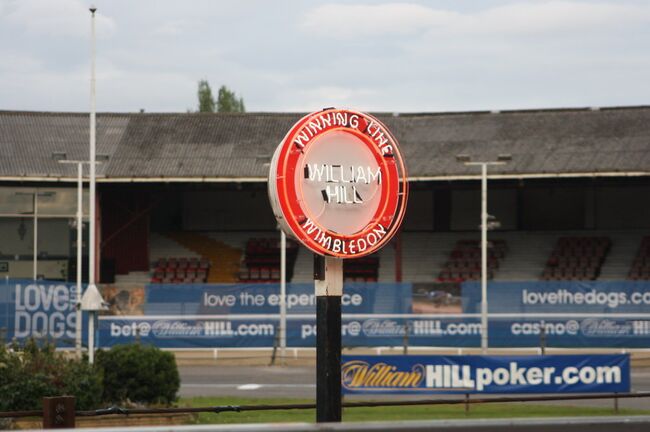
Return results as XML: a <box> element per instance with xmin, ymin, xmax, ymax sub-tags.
<box><xmin>1</xmin><ymin>106</ymin><xmax>649</xmax><ymax>182</ymax></box>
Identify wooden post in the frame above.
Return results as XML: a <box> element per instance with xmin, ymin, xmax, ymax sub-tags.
<box><xmin>402</xmin><ymin>321</ymin><xmax>409</xmax><ymax>355</ymax></box>
<box><xmin>269</xmin><ymin>323</ymin><xmax>281</xmax><ymax>366</ymax></box>
<box><xmin>42</xmin><ymin>396</ymin><xmax>75</xmax><ymax>429</ymax></box>
<box><xmin>315</xmin><ymin>254</ymin><xmax>342</xmax><ymax>423</ymax></box>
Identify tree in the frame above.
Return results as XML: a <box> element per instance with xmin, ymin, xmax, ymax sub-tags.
<box><xmin>217</xmin><ymin>85</ymin><xmax>245</xmax><ymax>113</ymax></box>
<box><xmin>196</xmin><ymin>81</ymin><xmax>245</xmax><ymax>113</ymax></box>
<box><xmin>197</xmin><ymin>80</ymin><xmax>216</xmax><ymax>112</ymax></box>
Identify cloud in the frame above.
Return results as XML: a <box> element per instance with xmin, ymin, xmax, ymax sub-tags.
<box><xmin>0</xmin><ymin>51</ymin><xmax>42</xmax><ymax>73</ymax></box>
<box><xmin>3</xmin><ymin>0</ymin><xmax>116</xmax><ymax>38</ymax></box>
<box><xmin>301</xmin><ymin>3</ymin><xmax>457</xmax><ymax>37</ymax></box>
<box><xmin>1</xmin><ymin>1</ymin><xmax>650</xmax><ymax>113</ymax></box>
<box><xmin>475</xmin><ymin>1</ymin><xmax>650</xmax><ymax>35</ymax></box>
<box><xmin>296</xmin><ymin>85</ymin><xmax>376</xmax><ymax>110</ymax></box>
<box><xmin>152</xmin><ymin>19</ymin><xmax>190</xmax><ymax>37</ymax></box>
<box><xmin>301</xmin><ymin>1</ymin><xmax>650</xmax><ymax>39</ymax></box>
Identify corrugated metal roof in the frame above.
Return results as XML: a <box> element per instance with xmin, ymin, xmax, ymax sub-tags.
<box><xmin>0</xmin><ymin>107</ymin><xmax>649</xmax><ymax>181</ymax></box>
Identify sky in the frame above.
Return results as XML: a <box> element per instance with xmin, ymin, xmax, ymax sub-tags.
<box><xmin>1</xmin><ymin>0</ymin><xmax>649</xmax><ymax>113</ymax></box>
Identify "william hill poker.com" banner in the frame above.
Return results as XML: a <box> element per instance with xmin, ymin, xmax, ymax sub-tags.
<box><xmin>341</xmin><ymin>354</ymin><xmax>630</xmax><ymax>394</ymax></box>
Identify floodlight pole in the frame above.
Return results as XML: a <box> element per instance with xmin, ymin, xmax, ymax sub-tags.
<box><xmin>88</xmin><ymin>312</ymin><xmax>95</xmax><ymax>363</ymax></box>
<box><xmin>480</xmin><ymin>163</ymin><xmax>488</xmax><ymax>354</ymax></box>
<box><xmin>315</xmin><ymin>254</ymin><xmax>342</xmax><ymax>422</ymax></box>
<box><xmin>85</xmin><ymin>6</ymin><xmax>105</xmax><ymax>365</ymax></box>
<box><xmin>81</xmin><ymin>283</ymin><xmax>106</xmax><ymax>364</ymax></box>
<box><xmin>56</xmin><ymin>159</ymin><xmax>106</xmax><ymax>359</ymax></box>
<box><xmin>15</xmin><ymin>191</ymin><xmax>48</xmax><ymax>280</ymax></box>
<box><xmin>33</xmin><ymin>193</ymin><xmax>38</xmax><ymax>280</ymax></box>
<box><xmin>55</xmin><ymin>161</ymin><xmax>84</xmax><ymax>359</ymax></box>
<box><xmin>280</xmin><ymin>230</ymin><xmax>287</xmax><ymax>365</ymax></box>
<box><xmin>89</xmin><ymin>6</ymin><xmax>97</xmax><ymax>291</ymax></box>
<box><xmin>460</xmin><ymin>157</ymin><xmax>510</xmax><ymax>354</ymax></box>
<box><xmin>16</xmin><ymin>190</ymin><xmax>57</xmax><ymax>279</ymax></box>
<box><xmin>75</xmin><ymin>163</ymin><xmax>83</xmax><ymax>359</ymax></box>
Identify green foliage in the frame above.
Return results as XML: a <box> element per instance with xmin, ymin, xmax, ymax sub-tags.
<box><xmin>197</xmin><ymin>80</ymin><xmax>245</xmax><ymax>113</ymax></box>
<box><xmin>62</xmin><ymin>356</ymin><xmax>105</xmax><ymax>410</ymax></box>
<box><xmin>96</xmin><ymin>343</ymin><xmax>179</xmax><ymax>405</ymax></box>
<box><xmin>0</xmin><ymin>339</ymin><xmax>103</xmax><ymax>411</ymax></box>
<box><xmin>197</xmin><ymin>80</ymin><xmax>216</xmax><ymax>112</ymax></box>
<box><xmin>0</xmin><ymin>340</ymin><xmax>179</xmax><ymax>412</ymax></box>
<box><xmin>217</xmin><ymin>85</ymin><xmax>245</xmax><ymax>113</ymax></box>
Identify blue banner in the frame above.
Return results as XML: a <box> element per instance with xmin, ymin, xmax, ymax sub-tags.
<box><xmin>341</xmin><ymin>355</ymin><xmax>630</xmax><ymax>394</ymax></box>
<box><xmin>98</xmin><ymin>316</ymin><xmax>482</xmax><ymax>348</ymax></box>
<box><xmin>463</xmin><ymin>281</ymin><xmax>650</xmax><ymax>314</ymax></box>
<box><xmin>490</xmin><ymin>317</ymin><xmax>650</xmax><ymax>348</ymax></box>
<box><xmin>1</xmin><ymin>279</ymin><xmax>85</xmax><ymax>348</ymax></box>
<box><xmin>3</xmin><ymin>279</ymin><xmax>650</xmax><ymax>349</ymax></box>
<box><xmin>145</xmin><ymin>282</ymin><xmax>411</xmax><ymax>315</ymax></box>
<box><xmin>461</xmin><ymin>281</ymin><xmax>650</xmax><ymax>348</ymax></box>
<box><xmin>100</xmin><ymin>318</ymin><xmax>277</xmax><ymax>348</ymax></box>
<box><xmin>98</xmin><ymin>313</ymin><xmax>650</xmax><ymax>349</ymax></box>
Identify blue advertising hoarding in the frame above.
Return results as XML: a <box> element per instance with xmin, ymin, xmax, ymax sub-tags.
<box><xmin>341</xmin><ymin>355</ymin><xmax>630</xmax><ymax>394</ymax></box>
<box><xmin>463</xmin><ymin>281</ymin><xmax>650</xmax><ymax>348</ymax></box>
<box><xmin>98</xmin><ymin>282</ymin><xmax>411</xmax><ymax>348</ymax></box>
<box><xmin>463</xmin><ymin>281</ymin><xmax>650</xmax><ymax>314</ymax></box>
<box><xmin>144</xmin><ymin>282</ymin><xmax>412</xmax><ymax>315</ymax></box>
<box><xmin>99</xmin><ymin>316</ymin><xmax>481</xmax><ymax>348</ymax></box>
<box><xmin>1</xmin><ymin>279</ymin><xmax>85</xmax><ymax>348</ymax></box>
<box><xmin>2</xmin><ymin>278</ymin><xmax>650</xmax><ymax>349</ymax></box>
<box><xmin>98</xmin><ymin>316</ymin><xmax>650</xmax><ymax>349</ymax></box>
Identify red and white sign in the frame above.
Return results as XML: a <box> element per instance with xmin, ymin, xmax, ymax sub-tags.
<box><xmin>268</xmin><ymin>108</ymin><xmax>408</xmax><ymax>258</ymax></box>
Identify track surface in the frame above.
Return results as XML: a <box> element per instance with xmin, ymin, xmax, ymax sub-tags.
<box><xmin>179</xmin><ymin>365</ymin><xmax>650</xmax><ymax>409</ymax></box>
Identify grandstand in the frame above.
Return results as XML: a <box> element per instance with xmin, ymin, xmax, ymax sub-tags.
<box><xmin>136</xmin><ymin>229</ymin><xmax>649</xmax><ymax>285</ymax></box>
<box><xmin>0</xmin><ymin>106</ymin><xmax>649</xmax><ymax>286</ymax></box>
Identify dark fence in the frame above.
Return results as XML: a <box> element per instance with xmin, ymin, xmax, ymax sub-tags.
<box><xmin>3</xmin><ymin>392</ymin><xmax>650</xmax><ymax>429</ymax></box>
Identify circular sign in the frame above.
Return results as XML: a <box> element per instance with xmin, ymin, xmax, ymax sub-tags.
<box><xmin>268</xmin><ymin>108</ymin><xmax>408</xmax><ymax>258</ymax></box>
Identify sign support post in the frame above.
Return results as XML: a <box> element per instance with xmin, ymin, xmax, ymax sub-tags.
<box><xmin>314</xmin><ymin>254</ymin><xmax>343</xmax><ymax>422</ymax></box>
<box><xmin>268</xmin><ymin>108</ymin><xmax>408</xmax><ymax>424</ymax></box>
<box><xmin>280</xmin><ymin>230</ymin><xmax>287</xmax><ymax>365</ymax></box>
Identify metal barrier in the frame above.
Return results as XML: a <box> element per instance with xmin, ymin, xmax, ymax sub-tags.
<box><xmin>3</xmin><ymin>392</ymin><xmax>650</xmax><ymax>429</ymax></box>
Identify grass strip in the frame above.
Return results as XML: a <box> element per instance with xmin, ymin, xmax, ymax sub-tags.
<box><xmin>182</xmin><ymin>397</ymin><xmax>650</xmax><ymax>425</ymax></box>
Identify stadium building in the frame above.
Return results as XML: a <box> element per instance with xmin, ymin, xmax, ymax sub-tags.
<box><xmin>1</xmin><ymin>106</ymin><xmax>649</xmax><ymax>286</ymax></box>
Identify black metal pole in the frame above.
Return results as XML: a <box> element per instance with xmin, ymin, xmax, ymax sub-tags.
<box><xmin>316</xmin><ymin>295</ymin><xmax>341</xmax><ymax>422</ymax></box>
<box><xmin>540</xmin><ymin>320</ymin><xmax>546</xmax><ymax>355</ymax></box>
<box><xmin>314</xmin><ymin>254</ymin><xmax>342</xmax><ymax>423</ymax></box>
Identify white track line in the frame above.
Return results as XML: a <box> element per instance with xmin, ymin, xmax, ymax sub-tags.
<box><xmin>182</xmin><ymin>383</ymin><xmax>316</xmax><ymax>389</ymax></box>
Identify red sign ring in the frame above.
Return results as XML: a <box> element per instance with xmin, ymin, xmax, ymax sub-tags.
<box><xmin>268</xmin><ymin>109</ymin><xmax>408</xmax><ymax>258</ymax></box>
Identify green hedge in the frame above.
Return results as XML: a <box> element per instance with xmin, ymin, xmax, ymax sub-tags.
<box><xmin>96</xmin><ymin>343</ymin><xmax>180</xmax><ymax>405</ymax></box>
<box><xmin>0</xmin><ymin>340</ymin><xmax>180</xmax><ymax>411</ymax></box>
<box><xmin>0</xmin><ymin>339</ymin><xmax>103</xmax><ymax>411</ymax></box>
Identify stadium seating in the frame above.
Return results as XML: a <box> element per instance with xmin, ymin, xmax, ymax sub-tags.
<box><xmin>149</xmin><ymin>231</ymin><xmax>639</xmax><ymax>284</ymax></box>
<box><xmin>542</xmin><ymin>236</ymin><xmax>611</xmax><ymax>281</ymax></box>
<box><xmin>238</xmin><ymin>237</ymin><xmax>299</xmax><ymax>283</ymax></box>
<box><xmin>150</xmin><ymin>257</ymin><xmax>210</xmax><ymax>283</ymax></box>
<box><xmin>628</xmin><ymin>236</ymin><xmax>650</xmax><ymax>280</ymax></box>
<box><xmin>437</xmin><ymin>239</ymin><xmax>508</xmax><ymax>282</ymax></box>
<box><xmin>344</xmin><ymin>256</ymin><xmax>380</xmax><ymax>282</ymax></box>
<box><xmin>166</xmin><ymin>232</ymin><xmax>241</xmax><ymax>283</ymax></box>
